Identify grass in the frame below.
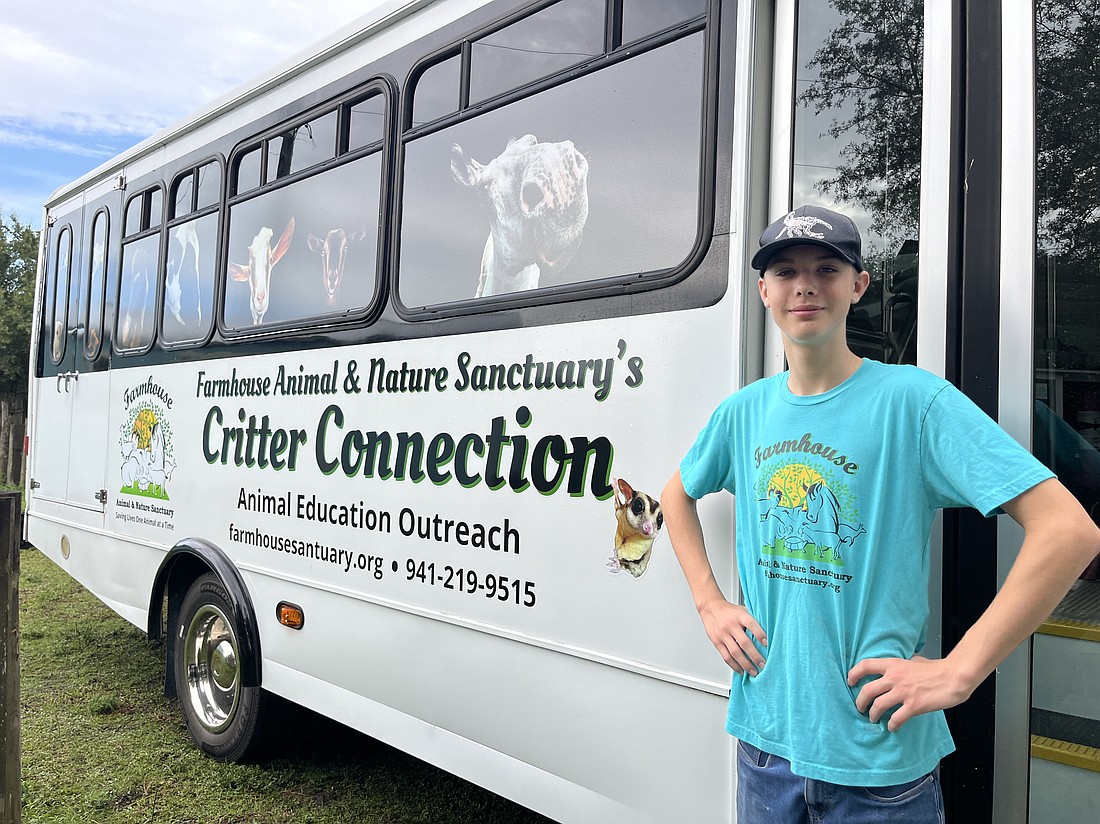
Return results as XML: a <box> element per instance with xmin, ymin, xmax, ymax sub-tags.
<box><xmin>18</xmin><ymin>548</ymin><xmax>553</xmax><ymax>824</ymax></box>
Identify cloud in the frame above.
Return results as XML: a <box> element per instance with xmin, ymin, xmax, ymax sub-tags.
<box><xmin>0</xmin><ymin>0</ymin><xmax>380</xmax><ymax>226</ymax></box>
<box><xmin>2</xmin><ymin>2</ymin><xmax>377</xmax><ymax>134</ymax></box>
<box><xmin>0</xmin><ymin>123</ymin><xmax>125</xmax><ymax>159</ymax></box>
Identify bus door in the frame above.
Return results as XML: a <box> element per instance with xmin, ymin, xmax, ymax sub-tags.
<box><xmin>33</xmin><ymin>184</ymin><xmax>118</xmax><ymax>517</ymax></box>
<box><xmin>32</xmin><ymin>194</ymin><xmax>84</xmax><ymax>507</ymax></box>
<box><xmin>62</xmin><ymin>185</ymin><xmax>119</xmax><ymax>517</ymax></box>
<box><xmin>1023</xmin><ymin>1</ymin><xmax>1100</xmax><ymax>820</ymax></box>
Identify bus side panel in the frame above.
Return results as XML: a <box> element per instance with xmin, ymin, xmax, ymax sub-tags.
<box><xmin>258</xmin><ymin>583</ymin><xmax>734</xmax><ymax>824</ymax></box>
<box><xmin>88</xmin><ymin>300</ymin><xmax>741</xmax><ymax>820</ymax></box>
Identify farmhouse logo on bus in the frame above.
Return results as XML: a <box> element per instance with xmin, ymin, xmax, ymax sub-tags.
<box><xmin>119</xmin><ymin>377</ymin><xmax>176</xmax><ymax>501</ymax></box>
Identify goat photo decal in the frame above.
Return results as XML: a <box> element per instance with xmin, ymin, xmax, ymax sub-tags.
<box><xmin>119</xmin><ymin>403</ymin><xmax>176</xmax><ymax>501</ymax></box>
<box><xmin>609</xmin><ymin>479</ymin><xmax>664</xmax><ymax>578</ymax></box>
<box><xmin>451</xmin><ymin>134</ymin><xmax>589</xmax><ymax>297</ymax></box>
<box><xmin>308</xmin><ymin>227</ymin><xmax>367</xmax><ymax>307</ymax></box>
<box><xmin>229</xmin><ymin>217</ymin><xmax>296</xmax><ymax>324</ymax></box>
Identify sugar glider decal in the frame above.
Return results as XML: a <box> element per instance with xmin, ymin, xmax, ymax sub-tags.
<box><xmin>609</xmin><ymin>478</ymin><xmax>664</xmax><ymax>578</ymax></box>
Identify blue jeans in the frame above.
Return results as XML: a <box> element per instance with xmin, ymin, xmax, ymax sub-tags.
<box><xmin>736</xmin><ymin>741</ymin><xmax>945</xmax><ymax>824</ymax></box>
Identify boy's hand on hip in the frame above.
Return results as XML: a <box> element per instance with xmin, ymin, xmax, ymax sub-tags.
<box><xmin>698</xmin><ymin>599</ymin><xmax>768</xmax><ymax>676</ymax></box>
<box><xmin>847</xmin><ymin>655</ymin><xmax>974</xmax><ymax>732</ymax></box>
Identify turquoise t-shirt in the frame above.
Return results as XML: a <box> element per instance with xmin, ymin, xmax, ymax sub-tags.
<box><xmin>679</xmin><ymin>359</ymin><xmax>1054</xmax><ymax>785</ymax></box>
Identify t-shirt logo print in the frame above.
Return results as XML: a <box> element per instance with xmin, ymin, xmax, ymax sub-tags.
<box><xmin>755</xmin><ymin>469</ymin><xmax>865</xmax><ymax>563</ymax></box>
<box><xmin>775</xmin><ymin>211</ymin><xmax>833</xmax><ymax>241</ymax></box>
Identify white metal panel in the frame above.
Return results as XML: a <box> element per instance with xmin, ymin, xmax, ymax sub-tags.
<box><xmin>996</xmin><ymin>1</ymin><xmax>1039</xmax><ymax>821</ymax></box>
<box><xmin>762</xmin><ymin>0</ymin><xmax>796</xmax><ymax>377</ymax></box>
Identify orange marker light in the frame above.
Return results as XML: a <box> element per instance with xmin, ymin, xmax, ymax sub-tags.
<box><xmin>277</xmin><ymin>602</ymin><xmax>305</xmax><ymax>630</ymax></box>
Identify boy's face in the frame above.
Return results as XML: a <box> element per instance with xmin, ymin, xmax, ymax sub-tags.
<box><xmin>757</xmin><ymin>244</ymin><xmax>870</xmax><ymax>350</ymax></box>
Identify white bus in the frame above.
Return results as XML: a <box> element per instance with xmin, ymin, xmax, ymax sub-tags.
<box><xmin>25</xmin><ymin>1</ymin><xmax>1100</xmax><ymax>821</ymax></box>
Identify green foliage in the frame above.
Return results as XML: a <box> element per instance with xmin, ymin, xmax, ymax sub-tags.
<box><xmin>797</xmin><ymin>0</ymin><xmax>924</xmax><ymax>249</ymax></box>
<box><xmin>0</xmin><ymin>212</ymin><xmax>39</xmax><ymax>393</ymax></box>
<box><xmin>1037</xmin><ymin>1</ymin><xmax>1100</xmax><ymax>262</ymax></box>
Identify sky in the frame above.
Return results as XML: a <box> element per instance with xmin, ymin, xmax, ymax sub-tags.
<box><xmin>0</xmin><ymin>0</ymin><xmax>386</xmax><ymax>229</ymax></box>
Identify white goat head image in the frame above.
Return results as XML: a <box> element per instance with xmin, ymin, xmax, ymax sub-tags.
<box><xmin>451</xmin><ymin>134</ymin><xmax>589</xmax><ymax>298</ymax></box>
<box><xmin>166</xmin><ymin>222</ymin><xmax>201</xmax><ymax>327</ymax></box>
<box><xmin>228</xmin><ymin>217</ymin><xmax>296</xmax><ymax>324</ymax></box>
<box><xmin>307</xmin><ymin>227</ymin><xmax>367</xmax><ymax>305</ymax></box>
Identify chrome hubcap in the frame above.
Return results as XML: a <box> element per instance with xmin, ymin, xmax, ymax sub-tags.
<box><xmin>183</xmin><ymin>604</ymin><xmax>240</xmax><ymax>733</ymax></box>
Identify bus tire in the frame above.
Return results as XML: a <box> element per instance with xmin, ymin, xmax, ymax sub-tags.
<box><xmin>174</xmin><ymin>572</ymin><xmax>270</xmax><ymax>762</ymax></box>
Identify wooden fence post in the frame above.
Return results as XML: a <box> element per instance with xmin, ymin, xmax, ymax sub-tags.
<box><xmin>0</xmin><ymin>491</ymin><xmax>20</xmax><ymax>824</ymax></box>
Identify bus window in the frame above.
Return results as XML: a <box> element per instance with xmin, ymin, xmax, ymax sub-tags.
<box><xmin>224</xmin><ymin>152</ymin><xmax>381</xmax><ymax>330</ymax></box>
<box><xmin>284</xmin><ymin>111</ymin><xmax>338</xmax><ymax>176</ymax></box>
<box><xmin>620</xmin><ymin>0</ymin><xmax>706</xmax><ymax>45</ymax></box>
<box><xmin>1029</xmin><ymin>3</ymin><xmax>1100</xmax><ymax>801</ymax></box>
<box><xmin>235</xmin><ymin>147</ymin><xmax>262</xmax><ymax>195</ymax></box>
<box><xmin>40</xmin><ymin>238</ymin><xmax>57</xmax><ymax>367</ymax></box>
<box><xmin>469</xmin><ymin>0</ymin><xmax>604</xmax><ymax>105</ymax></box>
<box><xmin>84</xmin><ymin>209</ymin><xmax>109</xmax><ymax>360</ymax></box>
<box><xmin>148</xmin><ymin>188</ymin><xmax>163</xmax><ymax>229</ymax></box>
<box><xmin>162</xmin><ymin>211</ymin><xmax>217</xmax><ymax>346</ymax></box>
<box><xmin>400</xmin><ymin>28</ymin><xmax>705</xmax><ymax>309</ymax></box>
<box><xmin>164</xmin><ymin>161</ymin><xmax>221</xmax><ymax>346</ymax></box>
<box><xmin>410</xmin><ymin>51</ymin><xmax>460</xmax><ymax>128</ymax></box>
<box><xmin>117</xmin><ymin>237</ymin><xmax>157</xmax><ymax>351</ymax></box>
<box><xmin>65</xmin><ymin>225</ymin><xmax>83</xmax><ymax>353</ymax></box>
<box><xmin>265</xmin><ymin>135</ymin><xmax>288</xmax><ymax>183</ymax></box>
<box><xmin>117</xmin><ymin>185</ymin><xmax>163</xmax><ymax>353</ymax></box>
<box><xmin>49</xmin><ymin>226</ymin><xmax>73</xmax><ymax>364</ymax></box>
<box><xmin>173</xmin><ymin>173</ymin><xmax>195</xmax><ymax>218</ymax></box>
<box><xmin>125</xmin><ymin>196</ymin><xmax>143</xmax><ymax>237</ymax></box>
<box><xmin>1033</xmin><ymin>3</ymin><xmax>1100</xmax><ymax>564</ymax></box>
<box><xmin>347</xmin><ymin>92</ymin><xmax>386</xmax><ymax>152</ymax></box>
<box><xmin>196</xmin><ymin>161</ymin><xmax>221</xmax><ymax>210</ymax></box>
<box><xmin>792</xmin><ymin>0</ymin><xmax>923</xmax><ymax>365</ymax></box>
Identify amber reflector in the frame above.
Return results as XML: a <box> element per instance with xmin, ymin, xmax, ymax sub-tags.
<box><xmin>276</xmin><ymin>602</ymin><xmax>305</xmax><ymax>630</ymax></box>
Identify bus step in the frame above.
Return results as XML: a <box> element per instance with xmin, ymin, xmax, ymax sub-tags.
<box><xmin>1031</xmin><ymin>735</ymin><xmax>1100</xmax><ymax>771</ymax></box>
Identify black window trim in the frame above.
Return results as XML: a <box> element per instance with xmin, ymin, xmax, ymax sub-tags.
<box><xmin>394</xmin><ymin>0</ymin><xmax>718</xmax><ymax>322</ymax></box>
<box><xmin>161</xmin><ymin>154</ymin><xmax>226</xmax><ymax>351</ymax></box>
<box><xmin>402</xmin><ymin>0</ymin><xmax>709</xmax><ymax>138</ymax></box>
<box><xmin>115</xmin><ymin>182</ymin><xmax>166</xmax><ymax>357</ymax></box>
<box><xmin>217</xmin><ymin>75</ymin><xmax>397</xmax><ymax>342</ymax></box>
<box><xmin>83</xmin><ymin>206</ymin><xmax>111</xmax><ymax>362</ymax></box>
<box><xmin>48</xmin><ymin>223</ymin><xmax>75</xmax><ymax>366</ymax></box>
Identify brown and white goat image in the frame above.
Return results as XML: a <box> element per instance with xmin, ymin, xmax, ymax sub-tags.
<box><xmin>307</xmin><ymin>227</ymin><xmax>367</xmax><ymax>305</ymax></box>
<box><xmin>228</xmin><ymin>217</ymin><xmax>295</xmax><ymax>325</ymax></box>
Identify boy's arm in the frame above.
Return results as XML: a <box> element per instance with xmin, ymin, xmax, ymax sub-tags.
<box><xmin>662</xmin><ymin>470</ymin><xmax>768</xmax><ymax>676</ymax></box>
<box><xmin>849</xmin><ymin>477</ymin><xmax>1100</xmax><ymax>731</ymax></box>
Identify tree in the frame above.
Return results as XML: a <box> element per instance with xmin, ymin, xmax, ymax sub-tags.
<box><xmin>1036</xmin><ymin>1</ymin><xmax>1100</xmax><ymax>263</ymax></box>
<box><xmin>0</xmin><ymin>213</ymin><xmax>39</xmax><ymax>395</ymax></box>
<box><xmin>797</xmin><ymin>0</ymin><xmax>924</xmax><ymax>254</ymax></box>
<box><xmin>799</xmin><ymin>0</ymin><xmax>1099</xmax><ymax>270</ymax></box>
<box><xmin>0</xmin><ymin>212</ymin><xmax>38</xmax><ymax>486</ymax></box>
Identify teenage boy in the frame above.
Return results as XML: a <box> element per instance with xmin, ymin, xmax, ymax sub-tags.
<box><xmin>662</xmin><ymin>205</ymin><xmax>1100</xmax><ymax>822</ymax></box>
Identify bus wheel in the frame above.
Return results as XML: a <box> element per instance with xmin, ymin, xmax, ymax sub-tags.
<box><xmin>174</xmin><ymin>573</ymin><xmax>269</xmax><ymax>761</ymax></box>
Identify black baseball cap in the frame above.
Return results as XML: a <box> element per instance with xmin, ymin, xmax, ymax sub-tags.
<box><xmin>751</xmin><ymin>205</ymin><xmax>864</xmax><ymax>272</ymax></box>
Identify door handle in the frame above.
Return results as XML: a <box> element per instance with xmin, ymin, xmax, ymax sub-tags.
<box><xmin>55</xmin><ymin>370</ymin><xmax>81</xmax><ymax>393</ymax></box>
